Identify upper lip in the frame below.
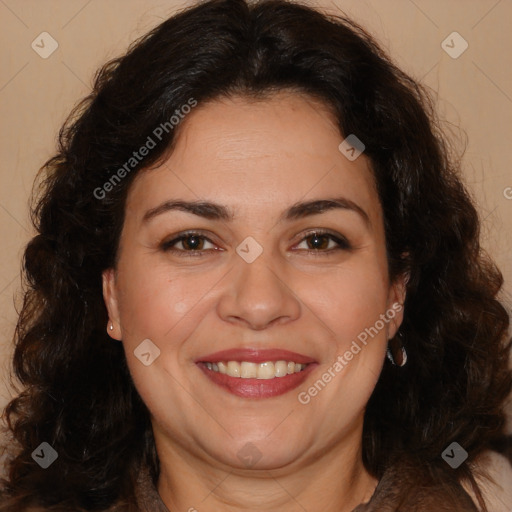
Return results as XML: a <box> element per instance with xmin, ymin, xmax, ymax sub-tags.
<box><xmin>196</xmin><ymin>348</ymin><xmax>317</xmax><ymax>365</ymax></box>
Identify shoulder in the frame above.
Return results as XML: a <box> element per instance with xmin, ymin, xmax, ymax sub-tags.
<box><xmin>469</xmin><ymin>450</ymin><xmax>512</xmax><ymax>512</ymax></box>
<box><xmin>354</xmin><ymin>456</ymin><xmax>480</xmax><ymax>512</ymax></box>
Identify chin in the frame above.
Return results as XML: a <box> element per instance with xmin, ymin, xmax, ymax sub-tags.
<box><xmin>205</xmin><ymin>437</ymin><xmax>306</xmax><ymax>472</ymax></box>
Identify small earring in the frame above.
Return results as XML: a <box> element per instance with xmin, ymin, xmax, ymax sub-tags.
<box><xmin>109</xmin><ymin>322</ymin><xmax>114</xmax><ymax>331</ymax></box>
<box><xmin>386</xmin><ymin>331</ymin><xmax>407</xmax><ymax>367</ymax></box>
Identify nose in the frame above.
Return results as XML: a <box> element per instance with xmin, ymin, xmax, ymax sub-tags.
<box><xmin>216</xmin><ymin>249</ymin><xmax>301</xmax><ymax>330</ymax></box>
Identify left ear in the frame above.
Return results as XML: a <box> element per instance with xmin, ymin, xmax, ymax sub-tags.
<box><xmin>386</xmin><ymin>271</ymin><xmax>409</xmax><ymax>339</ymax></box>
<box><xmin>102</xmin><ymin>267</ymin><xmax>122</xmax><ymax>340</ymax></box>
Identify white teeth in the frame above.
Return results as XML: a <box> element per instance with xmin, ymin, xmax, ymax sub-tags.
<box><xmin>204</xmin><ymin>360</ymin><xmax>308</xmax><ymax>379</ymax></box>
<box><xmin>275</xmin><ymin>360</ymin><xmax>288</xmax><ymax>377</ymax></box>
<box><xmin>240</xmin><ymin>361</ymin><xmax>258</xmax><ymax>378</ymax></box>
<box><xmin>258</xmin><ymin>362</ymin><xmax>275</xmax><ymax>380</ymax></box>
<box><xmin>227</xmin><ymin>361</ymin><xmax>241</xmax><ymax>377</ymax></box>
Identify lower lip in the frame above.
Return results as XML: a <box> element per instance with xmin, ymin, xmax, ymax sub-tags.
<box><xmin>197</xmin><ymin>362</ymin><xmax>318</xmax><ymax>399</ymax></box>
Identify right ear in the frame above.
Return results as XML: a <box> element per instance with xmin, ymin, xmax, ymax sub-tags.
<box><xmin>102</xmin><ymin>268</ymin><xmax>122</xmax><ymax>340</ymax></box>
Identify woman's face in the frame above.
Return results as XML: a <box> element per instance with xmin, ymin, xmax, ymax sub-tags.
<box><xmin>103</xmin><ymin>91</ymin><xmax>406</xmax><ymax>471</ymax></box>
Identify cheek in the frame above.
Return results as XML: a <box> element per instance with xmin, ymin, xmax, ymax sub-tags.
<box><xmin>116</xmin><ymin>246</ymin><xmax>390</xmax><ymax>348</ymax></box>
<box><xmin>300</xmin><ymin>267</ymin><xmax>389</xmax><ymax>406</ymax></box>
<box><xmin>116</xmin><ymin>255</ymin><xmax>189</xmax><ymax>334</ymax></box>
<box><xmin>113</xmin><ymin>258</ymin><xmax>212</xmax><ymax>414</ymax></box>
<box><xmin>310</xmin><ymin>260</ymin><xmax>390</xmax><ymax>342</ymax></box>
<box><xmin>114</xmin><ymin>253</ymin><xmax>225</xmax><ymax>364</ymax></box>
<box><xmin>116</xmin><ymin>267</ymin><xmax>177</xmax><ymax>343</ymax></box>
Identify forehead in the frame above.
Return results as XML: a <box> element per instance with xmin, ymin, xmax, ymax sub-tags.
<box><xmin>126</xmin><ymin>91</ymin><xmax>381</xmax><ymax>226</ymax></box>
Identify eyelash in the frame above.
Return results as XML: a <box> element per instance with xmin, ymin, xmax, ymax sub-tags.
<box><xmin>160</xmin><ymin>229</ymin><xmax>352</xmax><ymax>257</ymax></box>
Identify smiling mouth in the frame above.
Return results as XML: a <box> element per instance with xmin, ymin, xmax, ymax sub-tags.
<box><xmin>197</xmin><ymin>360</ymin><xmax>317</xmax><ymax>399</ymax></box>
<box><xmin>201</xmin><ymin>360</ymin><xmax>309</xmax><ymax>379</ymax></box>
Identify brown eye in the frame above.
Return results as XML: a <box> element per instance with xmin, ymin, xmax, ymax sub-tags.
<box><xmin>305</xmin><ymin>233</ymin><xmax>330</xmax><ymax>250</ymax></box>
<box><xmin>179</xmin><ymin>234</ymin><xmax>206</xmax><ymax>251</ymax></box>
<box><xmin>295</xmin><ymin>231</ymin><xmax>352</xmax><ymax>253</ymax></box>
<box><xmin>161</xmin><ymin>232</ymin><xmax>217</xmax><ymax>255</ymax></box>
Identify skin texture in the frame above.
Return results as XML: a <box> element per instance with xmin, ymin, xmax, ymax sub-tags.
<box><xmin>102</xmin><ymin>91</ymin><xmax>407</xmax><ymax>512</ymax></box>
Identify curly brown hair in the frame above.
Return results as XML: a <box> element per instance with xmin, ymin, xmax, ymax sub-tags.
<box><xmin>1</xmin><ymin>0</ymin><xmax>511</xmax><ymax>510</ymax></box>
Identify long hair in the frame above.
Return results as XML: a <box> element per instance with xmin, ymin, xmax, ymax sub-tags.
<box><xmin>1</xmin><ymin>0</ymin><xmax>511</xmax><ymax>510</ymax></box>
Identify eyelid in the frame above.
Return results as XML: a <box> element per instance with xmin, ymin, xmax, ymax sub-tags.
<box><xmin>160</xmin><ymin>228</ymin><xmax>352</xmax><ymax>255</ymax></box>
<box><xmin>159</xmin><ymin>229</ymin><xmax>218</xmax><ymax>253</ymax></box>
<box><xmin>292</xmin><ymin>229</ymin><xmax>352</xmax><ymax>251</ymax></box>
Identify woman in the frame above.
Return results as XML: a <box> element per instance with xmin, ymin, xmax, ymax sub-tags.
<box><xmin>1</xmin><ymin>0</ymin><xmax>511</xmax><ymax>510</ymax></box>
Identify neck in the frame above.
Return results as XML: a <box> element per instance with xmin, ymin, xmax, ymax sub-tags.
<box><xmin>155</xmin><ymin>426</ymin><xmax>378</xmax><ymax>512</ymax></box>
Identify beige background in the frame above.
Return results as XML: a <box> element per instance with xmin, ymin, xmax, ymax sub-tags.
<box><xmin>0</xmin><ymin>0</ymin><xmax>511</xmax><ymax>508</ymax></box>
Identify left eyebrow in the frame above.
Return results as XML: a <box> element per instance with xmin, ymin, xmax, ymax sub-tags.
<box><xmin>280</xmin><ymin>197</ymin><xmax>371</xmax><ymax>228</ymax></box>
<box><xmin>142</xmin><ymin>196</ymin><xmax>371</xmax><ymax>228</ymax></box>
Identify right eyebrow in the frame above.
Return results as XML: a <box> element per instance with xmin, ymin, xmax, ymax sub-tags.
<box><xmin>142</xmin><ymin>200</ymin><xmax>233</xmax><ymax>223</ymax></box>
